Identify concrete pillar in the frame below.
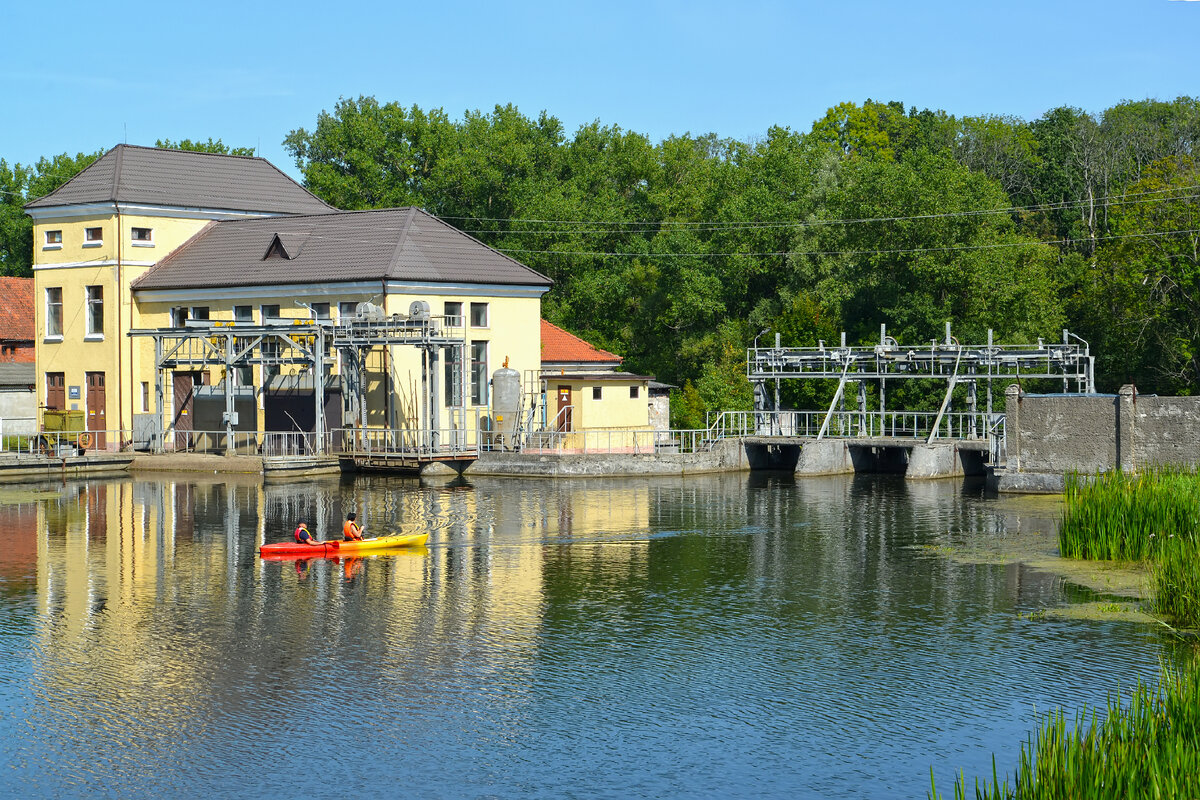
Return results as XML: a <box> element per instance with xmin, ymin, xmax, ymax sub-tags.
<box><xmin>1005</xmin><ymin>384</ymin><xmax>1022</xmax><ymax>472</ymax></box>
<box><xmin>795</xmin><ymin>440</ymin><xmax>854</xmax><ymax>475</ymax></box>
<box><xmin>907</xmin><ymin>444</ymin><xmax>964</xmax><ymax>479</ymax></box>
<box><xmin>1118</xmin><ymin>384</ymin><xmax>1136</xmax><ymax>473</ymax></box>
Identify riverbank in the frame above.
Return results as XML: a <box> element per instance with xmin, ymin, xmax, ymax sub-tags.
<box><xmin>932</xmin><ymin>467</ymin><xmax>1200</xmax><ymax>797</ymax></box>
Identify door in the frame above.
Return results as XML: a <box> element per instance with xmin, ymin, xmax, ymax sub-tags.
<box><xmin>557</xmin><ymin>385</ymin><xmax>572</xmax><ymax>432</ymax></box>
<box><xmin>46</xmin><ymin>372</ymin><xmax>65</xmax><ymax>411</ymax></box>
<box><xmin>85</xmin><ymin>372</ymin><xmax>106</xmax><ymax>450</ymax></box>
<box><xmin>172</xmin><ymin>371</ymin><xmax>207</xmax><ymax>451</ymax></box>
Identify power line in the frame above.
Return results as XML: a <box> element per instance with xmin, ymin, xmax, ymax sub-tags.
<box><xmin>489</xmin><ymin>227</ymin><xmax>1200</xmax><ymax>259</ymax></box>
<box><xmin>449</xmin><ymin>184</ymin><xmax>1200</xmax><ymax>233</ymax></box>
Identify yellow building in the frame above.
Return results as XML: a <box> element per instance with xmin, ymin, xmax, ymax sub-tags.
<box><xmin>27</xmin><ymin>145</ymin><xmax>551</xmax><ymax>450</ymax></box>
<box><xmin>536</xmin><ymin>320</ymin><xmax>656</xmax><ymax>452</ymax></box>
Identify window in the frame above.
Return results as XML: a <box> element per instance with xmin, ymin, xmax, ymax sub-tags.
<box><xmin>170</xmin><ymin>307</ymin><xmax>188</xmax><ymax>327</ymax></box>
<box><xmin>444</xmin><ymin>301</ymin><xmax>463</xmax><ymax>327</ymax></box>
<box><xmin>84</xmin><ymin>227</ymin><xmax>103</xmax><ymax>246</ymax></box>
<box><xmin>470</xmin><ymin>302</ymin><xmax>488</xmax><ymax>328</ymax></box>
<box><xmin>444</xmin><ymin>345</ymin><xmax>464</xmax><ymax>407</ymax></box>
<box><xmin>630</xmin><ymin>386</ymin><xmax>639</xmax><ymax>399</ymax></box>
<box><xmin>141</xmin><ymin>382</ymin><xmax>150</xmax><ymax>413</ymax></box>
<box><xmin>46</xmin><ymin>372</ymin><xmax>65</xmax><ymax>411</ymax></box>
<box><xmin>86</xmin><ymin>286</ymin><xmax>104</xmax><ymax>337</ymax></box>
<box><xmin>45</xmin><ymin>287</ymin><xmax>63</xmax><ymax>338</ymax></box>
<box><xmin>338</xmin><ymin>301</ymin><xmax>357</xmax><ymax>322</ymax></box>
<box><xmin>470</xmin><ymin>341</ymin><xmax>488</xmax><ymax>405</ymax></box>
<box><xmin>190</xmin><ymin>306</ymin><xmax>209</xmax><ymax>321</ymax></box>
<box><xmin>131</xmin><ymin>227</ymin><xmax>153</xmax><ymax>246</ymax></box>
<box><xmin>234</xmin><ymin>307</ymin><xmax>253</xmax><ymax>386</ymax></box>
<box><xmin>44</xmin><ymin>230</ymin><xmax>62</xmax><ymax>248</ymax></box>
<box><xmin>261</xmin><ymin>305</ymin><xmax>281</xmax><ymax>382</ymax></box>
<box><xmin>592</xmin><ymin>386</ymin><xmax>602</xmax><ymax>400</ymax></box>
<box><xmin>311</xmin><ymin>303</ymin><xmax>331</xmax><ymax>356</ymax></box>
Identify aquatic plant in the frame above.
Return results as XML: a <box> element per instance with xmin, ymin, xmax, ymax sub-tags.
<box><xmin>1058</xmin><ymin>467</ymin><xmax>1200</xmax><ymax>562</ymax></box>
<box><xmin>931</xmin><ymin>664</ymin><xmax>1200</xmax><ymax>799</ymax></box>
<box><xmin>1151</xmin><ymin>538</ymin><xmax>1200</xmax><ymax>630</ymax></box>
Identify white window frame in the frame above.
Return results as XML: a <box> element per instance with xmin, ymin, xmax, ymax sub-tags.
<box><xmin>83</xmin><ymin>227</ymin><xmax>103</xmax><ymax>248</ymax></box>
<box><xmin>130</xmin><ymin>227</ymin><xmax>154</xmax><ymax>247</ymax></box>
<box><xmin>445</xmin><ymin>301</ymin><xmax>463</xmax><ymax>327</ymax></box>
<box><xmin>469</xmin><ymin>302</ymin><xmax>488</xmax><ymax>328</ymax></box>
<box><xmin>470</xmin><ymin>340</ymin><xmax>488</xmax><ymax>405</ymax></box>
<box><xmin>338</xmin><ymin>301</ymin><xmax>357</xmax><ymax>323</ymax></box>
<box><xmin>43</xmin><ymin>230</ymin><xmax>63</xmax><ymax>250</ymax></box>
<box><xmin>45</xmin><ymin>287</ymin><xmax>63</xmax><ymax>341</ymax></box>
<box><xmin>85</xmin><ymin>285</ymin><xmax>104</xmax><ymax>339</ymax></box>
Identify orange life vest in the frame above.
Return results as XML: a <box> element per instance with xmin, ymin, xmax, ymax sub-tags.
<box><xmin>343</xmin><ymin>520</ymin><xmax>361</xmax><ymax>541</ymax></box>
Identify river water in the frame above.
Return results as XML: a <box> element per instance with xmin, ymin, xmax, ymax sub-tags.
<box><xmin>0</xmin><ymin>472</ymin><xmax>1169</xmax><ymax>799</ymax></box>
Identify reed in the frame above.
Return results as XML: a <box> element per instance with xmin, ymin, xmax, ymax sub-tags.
<box><xmin>1151</xmin><ymin>538</ymin><xmax>1200</xmax><ymax>630</ymax></box>
<box><xmin>1058</xmin><ymin>467</ymin><xmax>1200</xmax><ymax>562</ymax></box>
<box><xmin>931</xmin><ymin>664</ymin><xmax>1200</xmax><ymax>799</ymax></box>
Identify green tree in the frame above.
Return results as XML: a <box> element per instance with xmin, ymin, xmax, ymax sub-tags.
<box><xmin>1082</xmin><ymin>156</ymin><xmax>1200</xmax><ymax>393</ymax></box>
<box><xmin>154</xmin><ymin>138</ymin><xmax>256</xmax><ymax>156</ymax></box>
<box><xmin>0</xmin><ymin>150</ymin><xmax>101</xmax><ymax>276</ymax></box>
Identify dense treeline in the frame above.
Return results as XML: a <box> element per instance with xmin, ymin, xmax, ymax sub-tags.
<box><xmin>4</xmin><ymin>103</ymin><xmax>1199</xmax><ymax>422</ymax></box>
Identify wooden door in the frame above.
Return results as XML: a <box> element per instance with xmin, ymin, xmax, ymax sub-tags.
<box><xmin>172</xmin><ymin>371</ymin><xmax>207</xmax><ymax>451</ymax></box>
<box><xmin>557</xmin><ymin>385</ymin><xmax>572</xmax><ymax>432</ymax></box>
<box><xmin>85</xmin><ymin>372</ymin><xmax>106</xmax><ymax>449</ymax></box>
<box><xmin>46</xmin><ymin>372</ymin><xmax>65</xmax><ymax>410</ymax></box>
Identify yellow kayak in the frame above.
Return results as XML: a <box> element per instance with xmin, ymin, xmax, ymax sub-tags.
<box><xmin>260</xmin><ymin>532</ymin><xmax>428</xmax><ymax>557</ymax></box>
<box><xmin>329</xmin><ymin>533</ymin><xmax>429</xmax><ymax>553</ymax></box>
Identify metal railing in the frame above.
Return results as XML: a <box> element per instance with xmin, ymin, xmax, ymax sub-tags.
<box><xmin>519</xmin><ymin>428</ymin><xmax>712</xmax><ymax>455</ymax></box>
<box><xmin>0</xmin><ymin>428</ymin><xmax>135</xmax><ymax>456</ymax></box>
<box><xmin>709</xmin><ymin>410</ymin><xmax>1001</xmax><ymax>441</ymax></box>
<box><xmin>335</xmin><ymin>427</ymin><xmax>480</xmax><ymax>458</ymax></box>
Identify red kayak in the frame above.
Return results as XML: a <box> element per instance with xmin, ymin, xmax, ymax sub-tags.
<box><xmin>259</xmin><ymin>533</ymin><xmax>428</xmax><ymax>557</ymax></box>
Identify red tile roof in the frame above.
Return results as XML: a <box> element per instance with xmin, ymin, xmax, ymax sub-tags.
<box><xmin>540</xmin><ymin>320</ymin><xmax>622</xmax><ymax>365</ymax></box>
<box><xmin>0</xmin><ymin>277</ymin><xmax>34</xmax><ymax>347</ymax></box>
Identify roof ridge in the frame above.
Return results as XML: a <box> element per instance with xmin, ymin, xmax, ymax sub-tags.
<box><xmin>22</xmin><ymin>145</ymin><xmax>112</xmax><ymax>209</ymax></box>
<box><xmin>416</xmin><ymin>209</ymin><xmax>553</xmax><ymax>285</ymax></box>
<box><xmin>119</xmin><ymin>142</ymin><xmax>273</xmax><ymax>163</ymax></box>
<box><xmin>111</xmin><ymin>143</ymin><xmax>125</xmax><ymax>200</ymax></box>
<box><xmin>384</xmin><ymin>207</ymin><xmax>419</xmax><ymax>276</ymax></box>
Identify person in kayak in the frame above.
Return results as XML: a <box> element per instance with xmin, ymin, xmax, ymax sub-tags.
<box><xmin>343</xmin><ymin>512</ymin><xmax>365</xmax><ymax>541</ymax></box>
<box><xmin>294</xmin><ymin>522</ymin><xmax>319</xmax><ymax>546</ymax></box>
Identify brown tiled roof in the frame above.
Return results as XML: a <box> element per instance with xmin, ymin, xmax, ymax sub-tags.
<box><xmin>540</xmin><ymin>320</ymin><xmax>622</xmax><ymax>365</ymax></box>
<box><xmin>0</xmin><ymin>277</ymin><xmax>34</xmax><ymax>342</ymax></box>
<box><xmin>132</xmin><ymin>207</ymin><xmax>552</xmax><ymax>290</ymax></box>
<box><xmin>25</xmin><ymin>144</ymin><xmax>333</xmax><ymax>215</ymax></box>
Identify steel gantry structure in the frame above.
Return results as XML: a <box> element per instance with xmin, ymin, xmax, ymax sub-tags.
<box><xmin>747</xmin><ymin>323</ymin><xmax>1095</xmax><ymax>443</ymax></box>
<box><xmin>128</xmin><ymin>303</ymin><xmax>471</xmax><ymax>455</ymax></box>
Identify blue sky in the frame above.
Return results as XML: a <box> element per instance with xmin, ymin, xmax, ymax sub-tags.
<box><xmin>3</xmin><ymin>0</ymin><xmax>1198</xmax><ymax>180</ymax></box>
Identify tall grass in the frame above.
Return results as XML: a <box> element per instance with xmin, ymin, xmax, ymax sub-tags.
<box><xmin>1151</xmin><ymin>538</ymin><xmax>1200</xmax><ymax>630</ymax></box>
<box><xmin>1059</xmin><ymin>468</ymin><xmax>1200</xmax><ymax>561</ymax></box>
<box><xmin>931</xmin><ymin>664</ymin><xmax>1200</xmax><ymax>799</ymax></box>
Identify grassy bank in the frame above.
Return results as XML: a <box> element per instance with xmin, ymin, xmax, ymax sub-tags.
<box><xmin>1059</xmin><ymin>468</ymin><xmax>1200</xmax><ymax>629</ymax></box>
<box><xmin>932</xmin><ymin>467</ymin><xmax>1200</xmax><ymax>797</ymax></box>
<box><xmin>931</xmin><ymin>662</ymin><xmax>1200</xmax><ymax>799</ymax></box>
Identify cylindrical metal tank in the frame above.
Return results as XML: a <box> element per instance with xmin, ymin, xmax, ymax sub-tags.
<box><xmin>491</xmin><ymin>366</ymin><xmax>521</xmax><ymax>450</ymax></box>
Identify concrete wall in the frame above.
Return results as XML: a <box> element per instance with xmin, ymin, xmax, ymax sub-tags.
<box><xmin>1005</xmin><ymin>386</ymin><xmax>1119</xmax><ymax>474</ymax></box>
<box><xmin>1000</xmin><ymin>384</ymin><xmax>1200</xmax><ymax>491</ymax></box>
<box><xmin>468</xmin><ymin>437</ymin><xmax>749</xmax><ymax>477</ymax></box>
